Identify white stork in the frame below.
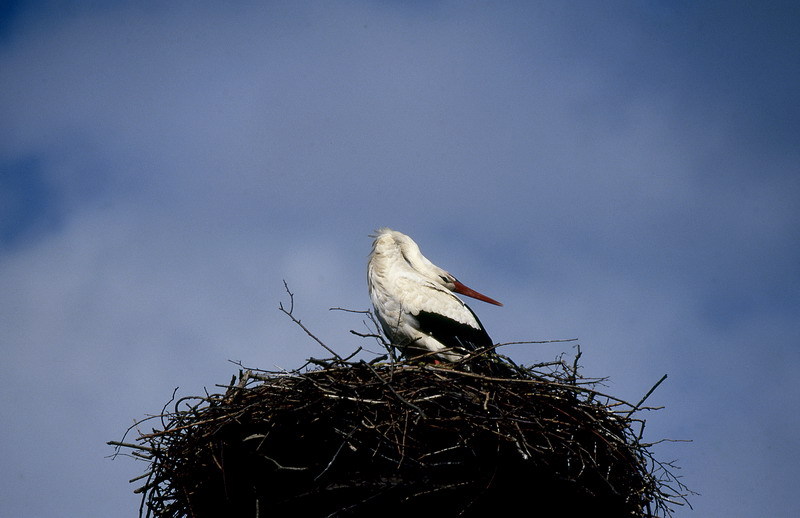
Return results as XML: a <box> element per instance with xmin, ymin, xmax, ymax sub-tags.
<box><xmin>367</xmin><ymin>228</ymin><xmax>502</xmax><ymax>363</ymax></box>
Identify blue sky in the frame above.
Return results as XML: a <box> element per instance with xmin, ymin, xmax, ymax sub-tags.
<box><xmin>1</xmin><ymin>1</ymin><xmax>798</xmax><ymax>516</ymax></box>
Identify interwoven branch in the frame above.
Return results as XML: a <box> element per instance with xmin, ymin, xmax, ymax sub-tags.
<box><xmin>109</xmin><ymin>289</ymin><xmax>692</xmax><ymax>517</ymax></box>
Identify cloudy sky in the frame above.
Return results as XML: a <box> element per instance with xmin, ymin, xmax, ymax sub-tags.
<box><xmin>1</xmin><ymin>1</ymin><xmax>798</xmax><ymax>516</ymax></box>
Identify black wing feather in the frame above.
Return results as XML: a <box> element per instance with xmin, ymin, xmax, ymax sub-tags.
<box><xmin>414</xmin><ymin>305</ymin><xmax>493</xmax><ymax>353</ymax></box>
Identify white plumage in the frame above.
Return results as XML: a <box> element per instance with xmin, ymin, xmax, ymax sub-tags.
<box><xmin>367</xmin><ymin>228</ymin><xmax>502</xmax><ymax>362</ymax></box>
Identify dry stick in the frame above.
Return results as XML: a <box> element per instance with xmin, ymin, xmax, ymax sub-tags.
<box><xmin>322</xmin><ymin>484</ymin><xmax>393</xmax><ymax>518</ymax></box>
<box><xmin>329</xmin><ymin>307</ymin><xmax>372</xmax><ymax>314</ymax></box>
<box><xmin>314</xmin><ymin>426</ymin><xmax>358</xmax><ymax>481</ymax></box>
<box><xmin>109</xmin><ymin>414</ymin><xmax>164</xmax><ymax>459</ymax></box>
<box><xmin>333</xmin><ymin>307</ymin><xmax>391</xmax><ymax>350</ymax></box>
<box><xmin>279</xmin><ymin>280</ymin><xmax>344</xmax><ymax>363</ymax></box>
<box><xmin>258</xmin><ymin>454</ymin><xmax>308</xmax><ymax>472</ymax></box>
<box><xmin>570</xmin><ymin>345</ymin><xmax>583</xmax><ymax>384</ymax></box>
<box><xmin>350</xmin><ymin>330</ymin><xmax>383</xmax><ymax>340</ymax></box>
<box><xmin>626</xmin><ymin>374</ymin><xmax>668</xmax><ymax>419</ymax></box>
<box><xmin>340</xmin><ymin>346</ymin><xmax>364</xmax><ymax>362</ymax></box>
<box><xmin>422</xmin><ymin>364</ymin><xmax>631</xmax><ymax>405</ymax></box>
<box><xmin>464</xmin><ymin>338</ymin><xmax>580</xmax><ymax>358</ymax></box>
<box><xmin>108</xmin><ymin>441</ymin><xmax>154</xmax><ymax>453</ymax></box>
<box><xmin>361</xmin><ymin>360</ymin><xmax>428</xmax><ymax>418</ymax></box>
<box><xmin>138</xmin><ymin>413</ymin><xmax>235</xmax><ymax>440</ymax></box>
<box><xmin>495</xmin><ymin>338</ymin><xmax>580</xmax><ymax>346</ymax></box>
<box><xmin>137</xmin><ymin>470</ymin><xmax>155</xmax><ymax>516</ymax></box>
<box><xmin>453</xmin><ymin>338</ymin><xmax>579</xmax><ymax>371</ymax></box>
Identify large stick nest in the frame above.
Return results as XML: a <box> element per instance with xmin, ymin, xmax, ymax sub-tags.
<box><xmin>112</xmin><ymin>354</ymin><xmax>690</xmax><ymax>517</ymax></box>
<box><xmin>111</xmin><ymin>291</ymin><xmax>691</xmax><ymax>517</ymax></box>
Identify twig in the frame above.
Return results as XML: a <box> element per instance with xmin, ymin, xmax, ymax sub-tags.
<box><xmin>570</xmin><ymin>344</ymin><xmax>582</xmax><ymax>384</ymax></box>
<box><xmin>360</xmin><ymin>360</ymin><xmax>427</xmax><ymax>418</ymax></box>
<box><xmin>494</xmin><ymin>338</ymin><xmax>579</xmax><ymax>346</ymax></box>
<box><xmin>350</xmin><ymin>330</ymin><xmax>383</xmax><ymax>340</ymax></box>
<box><xmin>107</xmin><ymin>441</ymin><xmax>155</xmax><ymax>453</ymax></box>
<box><xmin>279</xmin><ymin>280</ymin><xmax>344</xmax><ymax>363</ymax></box>
<box><xmin>314</xmin><ymin>426</ymin><xmax>357</xmax><ymax>481</ymax></box>
<box><xmin>329</xmin><ymin>307</ymin><xmax>372</xmax><ymax>314</ymax></box>
<box><xmin>626</xmin><ymin>374</ymin><xmax>668</xmax><ymax>418</ymax></box>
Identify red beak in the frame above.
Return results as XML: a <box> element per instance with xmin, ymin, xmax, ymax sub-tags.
<box><xmin>452</xmin><ymin>280</ymin><xmax>503</xmax><ymax>306</ymax></box>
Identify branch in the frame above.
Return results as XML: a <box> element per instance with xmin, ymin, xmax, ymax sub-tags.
<box><xmin>361</xmin><ymin>360</ymin><xmax>427</xmax><ymax>418</ymax></box>
<box><xmin>279</xmin><ymin>280</ymin><xmax>344</xmax><ymax>363</ymax></box>
<box><xmin>626</xmin><ymin>374</ymin><xmax>668</xmax><ymax>418</ymax></box>
<box><xmin>493</xmin><ymin>338</ymin><xmax>579</xmax><ymax>346</ymax></box>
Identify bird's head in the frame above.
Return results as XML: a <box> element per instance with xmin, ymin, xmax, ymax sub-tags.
<box><xmin>370</xmin><ymin>228</ymin><xmax>502</xmax><ymax>306</ymax></box>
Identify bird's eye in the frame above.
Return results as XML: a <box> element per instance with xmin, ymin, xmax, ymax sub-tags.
<box><xmin>440</xmin><ymin>275</ymin><xmax>450</xmax><ymax>283</ymax></box>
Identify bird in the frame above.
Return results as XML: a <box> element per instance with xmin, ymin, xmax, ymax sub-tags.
<box><xmin>367</xmin><ymin>228</ymin><xmax>503</xmax><ymax>367</ymax></box>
